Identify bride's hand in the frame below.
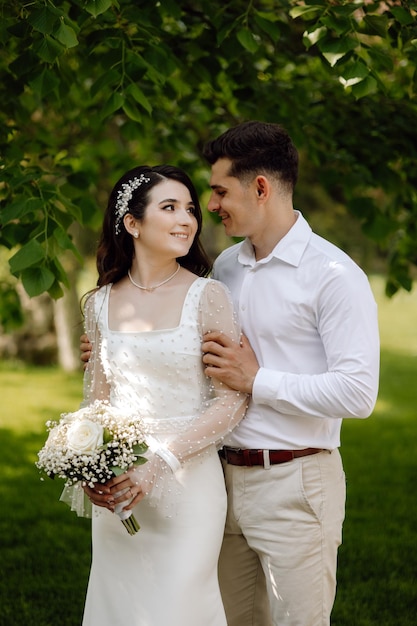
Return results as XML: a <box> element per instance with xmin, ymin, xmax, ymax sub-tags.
<box><xmin>83</xmin><ymin>482</ymin><xmax>115</xmax><ymax>511</ymax></box>
<box><xmin>107</xmin><ymin>470</ymin><xmax>145</xmax><ymax>511</ymax></box>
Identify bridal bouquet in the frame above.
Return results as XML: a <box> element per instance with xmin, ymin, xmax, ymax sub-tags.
<box><xmin>36</xmin><ymin>400</ymin><xmax>148</xmax><ymax>535</ymax></box>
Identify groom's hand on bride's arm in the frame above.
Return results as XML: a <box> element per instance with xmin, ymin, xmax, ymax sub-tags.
<box><xmin>80</xmin><ymin>333</ymin><xmax>92</xmax><ymax>369</ymax></box>
<box><xmin>202</xmin><ymin>331</ymin><xmax>258</xmax><ymax>394</ymax></box>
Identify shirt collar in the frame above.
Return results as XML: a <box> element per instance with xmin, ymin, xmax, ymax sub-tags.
<box><xmin>238</xmin><ymin>211</ymin><xmax>312</xmax><ymax>267</ymax></box>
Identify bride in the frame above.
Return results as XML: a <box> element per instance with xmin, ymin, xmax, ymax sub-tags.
<box><xmin>70</xmin><ymin>164</ymin><xmax>247</xmax><ymax>626</ymax></box>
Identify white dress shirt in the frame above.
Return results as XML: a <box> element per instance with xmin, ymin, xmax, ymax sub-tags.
<box><xmin>213</xmin><ymin>211</ymin><xmax>380</xmax><ymax>450</ymax></box>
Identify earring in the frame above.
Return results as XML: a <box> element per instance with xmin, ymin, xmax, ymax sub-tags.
<box><xmin>134</xmin><ymin>231</ymin><xmax>139</xmax><ymax>239</ymax></box>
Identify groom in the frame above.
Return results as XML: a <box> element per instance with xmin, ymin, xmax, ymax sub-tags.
<box><xmin>81</xmin><ymin>120</ymin><xmax>380</xmax><ymax>626</ymax></box>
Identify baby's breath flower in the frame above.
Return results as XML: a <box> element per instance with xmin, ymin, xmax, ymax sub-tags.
<box><xmin>37</xmin><ymin>400</ymin><xmax>148</xmax><ymax>535</ymax></box>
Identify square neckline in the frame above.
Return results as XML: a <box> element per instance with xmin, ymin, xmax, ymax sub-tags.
<box><xmin>102</xmin><ymin>276</ymin><xmax>206</xmax><ymax>334</ymax></box>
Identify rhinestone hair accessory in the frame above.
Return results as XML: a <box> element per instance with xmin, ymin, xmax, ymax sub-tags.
<box><xmin>114</xmin><ymin>173</ymin><xmax>151</xmax><ymax>234</ymax></box>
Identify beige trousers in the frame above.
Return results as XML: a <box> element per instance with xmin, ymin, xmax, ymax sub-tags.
<box><xmin>218</xmin><ymin>449</ymin><xmax>346</xmax><ymax>626</ymax></box>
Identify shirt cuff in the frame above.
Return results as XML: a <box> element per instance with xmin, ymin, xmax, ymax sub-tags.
<box><xmin>252</xmin><ymin>367</ymin><xmax>284</xmax><ymax>405</ymax></box>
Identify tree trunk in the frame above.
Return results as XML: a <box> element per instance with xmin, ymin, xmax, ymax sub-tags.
<box><xmin>53</xmin><ymin>275</ymin><xmax>83</xmax><ymax>372</ymax></box>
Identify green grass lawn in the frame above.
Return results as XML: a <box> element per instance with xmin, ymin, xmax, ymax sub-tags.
<box><xmin>0</xmin><ymin>275</ymin><xmax>416</xmax><ymax>625</ymax></box>
<box><xmin>0</xmin><ymin>366</ymin><xmax>90</xmax><ymax>626</ymax></box>
<box><xmin>332</xmin><ymin>276</ymin><xmax>417</xmax><ymax>625</ymax></box>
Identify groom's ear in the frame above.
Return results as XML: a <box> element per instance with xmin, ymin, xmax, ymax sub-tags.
<box><xmin>254</xmin><ymin>175</ymin><xmax>269</xmax><ymax>201</ymax></box>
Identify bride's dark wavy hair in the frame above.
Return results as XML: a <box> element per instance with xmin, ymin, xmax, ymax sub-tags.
<box><xmin>96</xmin><ymin>164</ymin><xmax>211</xmax><ymax>287</ymax></box>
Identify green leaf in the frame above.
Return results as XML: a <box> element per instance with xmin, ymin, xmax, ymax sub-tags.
<box><xmin>320</xmin><ymin>16</ymin><xmax>351</xmax><ymax>36</ymax></box>
<box><xmin>78</xmin><ymin>197</ymin><xmax>103</xmax><ymax>230</ymax></box>
<box><xmin>53</xmin><ymin>227</ymin><xmax>83</xmax><ymax>264</ymax></box>
<box><xmin>9</xmin><ymin>239</ymin><xmax>45</xmax><ymax>274</ymax></box>
<box><xmin>123</xmin><ymin>100</ymin><xmax>143</xmax><ymax>123</ymax></box>
<box><xmin>21</xmin><ymin>266</ymin><xmax>55</xmax><ymax>297</ymax></box>
<box><xmin>35</xmin><ymin>35</ymin><xmax>65</xmax><ymax>63</ymax></box>
<box><xmin>319</xmin><ymin>36</ymin><xmax>358</xmax><ymax>67</ymax></box>
<box><xmin>54</xmin><ymin>21</ymin><xmax>79</xmax><ymax>48</ymax></box>
<box><xmin>351</xmin><ymin>75</ymin><xmax>377</xmax><ymax>99</ymax></box>
<box><xmin>132</xmin><ymin>456</ymin><xmax>148</xmax><ymax>467</ymax></box>
<box><xmin>339</xmin><ymin>60</ymin><xmax>369</xmax><ymax>88</ymax></box>
<box><xmin>8</xmin><ymin>50</ymin><xmax>38</xmax><ymax>78</ymax></box>
<box><xmin>53</xmin><ymin>227</ymin><xmax>74</xmax><ymax>251</ymax></box>
<box><xmin>216</xmin><ymin>22</ymin><xmax>235</xmax><ymax>46</ymax></box>
<box><xmin>126</xmin><ymin>83</ymin><xmax>152</xmax><ymax>114</ymax></box>
<box><xmin>103</xmin><ymin>428</ymin><xmax>113</xmax><ymax>444</ymax></box>
<box><xmin>347</xmin><ymin>196</ymin><xmax>376</xmax><ymax>221</ymax></box>
<box><xmin>236</xmin><ymin>29</ymin><xmax>259</xmax><ymax>53</ymax></box>
<box><xmin>157</xmin><ymin>0</ymin><xmax>182</xmax><ymax>19</ymax></box>
<box><xmin>100</xmin><ymin>92</ymin><xmax>125</xmax><ymax>120</ymax></box>
<box><xmin>54</xmin><ymin>197</ymin><xmax>83</xmax><ymax>224</ymax></box>
<box><xmin>111</xmin><ymin>465</ymin><xmax>125</xmax><ymax>476</ymax></box>
<box><xmin>29</xmin><ymin>67</ymin><xmax>60</xmax><ymax>98</ymax></box>
<box><xmin>289</xmin><ymin>5</ymin><xmax>323</xmax><ymax>20</ymax></box>
<box><xmin>303</xmin><ymin>25</ymin><xmax>327</xmax><ymax>48</ymax></box>
<box><xmin>132</xmin><ymin>443</ymin><xmax>149</xmax><ymax>455</ymax></box>
<box><xmin>331</xmin><ymin>4</ymin><xmax>362</xmax><ymax>18</ymax></box>
<box><xmin>363</xmin><ymin>213</ymin><xmax>397</xmax><ymax>241</ymax></box>
<box><xmin>90</xmin><ymin>69</ymin><xmax>120</xmax><ymax>98</ymax></box>
<box><xmin>27</xmin><ymin>7</ymin><xmax>60</xmax><ymax>35</ymax></box>
<box><xmin>395</xmin><ymin>273</ymin><xmax>412</xmax><ymax>291</ymax></box>
<box><xmin>1</xmin><ymin>197</ymin><xmax>44</xmax><ymax>225</ymax></box>
<box><xmin>0</xmin><ymin>224</ymin><xmax>34</xmax><ymax>249</ymax></box>
<box><xmin>0</xmin><ymin>283</ymin><xmax>24</xmax><ymax>331</ymax></box>
<box><xmin>49</xmin><ymin>256</ymin><xmax>71</xmax><ymax>288</ymax></box>
<box><xmin>254</xmin><ymin>15</ymin><xmax>281</xmax><ymax>42</ymax></box>
<box><xmin>143</xmin><ymin>46</ymin><xmax>177</xmax><ymax>78</ymax></box>
<box><xmin>363</xmin><ymin>15</ymin><xmax>389</xmax><ymax>38</ymax></box>
<box><xmin>367</xmin><ymin>46</ymin><xmax>394</xmax><ymax>73</ymax></box>
<box><xmin>84</xmin><ymin>0</ymin><xmax>113</xmax><ymax>18</ymax></box>
<box><xmin>6</xmin><ymin>20</ymin><xmax>30</xmax><ymax>39</ymax></box>
<box><xmin>390</xmin><ymin>6</ymin><xmax>415</xmax><ymax>26</ymax></box>
<box><xmin>385</xmin><ymin>280</ymin><xmax>398</xmax><ymax>297</ymax></box>
<box><xmin>125</xmin><ymin>49</ymin><xmax>148</xmax><ymax>77</ymax></box>
<box><xmin>47</xmin><ymin>280</ymin><xmax>64</xmax><ymax>299</ymax></box>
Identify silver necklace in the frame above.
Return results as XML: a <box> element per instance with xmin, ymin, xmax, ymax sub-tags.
<box><xmin>127</xmin><ymin>263</ymin><xmax>180</xmax><ymax>292</ymax></box>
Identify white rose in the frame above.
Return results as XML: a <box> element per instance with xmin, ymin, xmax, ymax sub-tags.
<box><xmin>66</xmin><ymin>419</ymin><xmax>104</xmax><ymax>455</ymax></box>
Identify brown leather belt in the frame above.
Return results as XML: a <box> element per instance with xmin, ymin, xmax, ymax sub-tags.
<box><xmin>219</xmin><ymin>446</ymin><xmax>325</xmax><ymax>467</ymax></box>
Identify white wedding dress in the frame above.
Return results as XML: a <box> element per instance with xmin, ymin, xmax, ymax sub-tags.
<box><xmin>77</xmin><ymin>277</ymin><xmax>246</xmax><ymax>626</ymax></box>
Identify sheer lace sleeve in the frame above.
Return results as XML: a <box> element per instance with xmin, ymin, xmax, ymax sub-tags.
<box><xmin>170</xmin><ymin>279</ymin><xmax>247</xmax><ymax>460</ymax></box>
<box><xmin>131</xmin><ymin>280</ymin><xmax>248</xmax><ymax>506</ymax></box>
<box><xmin>81</xmin><ymin>290</ymin><xmax>110</xmax><ymax>406</ymax></box>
